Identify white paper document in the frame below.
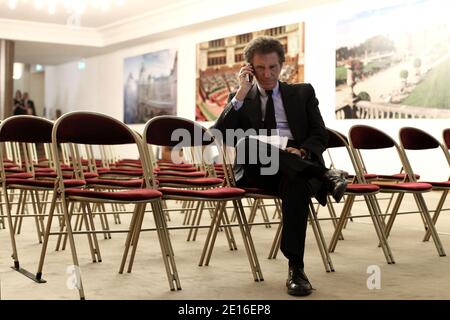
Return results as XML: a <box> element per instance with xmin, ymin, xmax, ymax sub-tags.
<box><xmin>248</xmin><ymin>135</ymin><xmax>289</xmax><ymax>150</ymax></box>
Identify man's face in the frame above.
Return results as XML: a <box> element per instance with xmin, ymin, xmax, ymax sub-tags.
<box><xmin>252</xmin><ymin>52</ymin><xmax>282</xmax><ymax>90</ymax></box>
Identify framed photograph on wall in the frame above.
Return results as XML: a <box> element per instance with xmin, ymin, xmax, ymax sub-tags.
<box><xmin>196</xmin><ymin>23</ymin><xmax>305</xmax><ymax>122</ymax></box>
<box><xmin>124</xmin><ymin>49</ymin><xmax>177</xmax><ymax>124</ymax></box>
<box><xmin>335</xmin><ymin>0</ymin><xmax>450</xmax><ymax>119</ymax></box>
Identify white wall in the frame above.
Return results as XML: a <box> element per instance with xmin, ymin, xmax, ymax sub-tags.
<box><xmin>13</xmin><ymin>65</ymin><xmax>45</xmax><ymax>116</ymax></box>
<box><xmin>44</xmin><ymin>0</ymin><xmax>449</xmax><ymax>180</ymax></box>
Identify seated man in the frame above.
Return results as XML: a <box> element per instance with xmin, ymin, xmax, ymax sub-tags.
<box><xmin>213</xmin><ymin>36</ymin><xmax>347</xmax><ymax>297</ymax></box>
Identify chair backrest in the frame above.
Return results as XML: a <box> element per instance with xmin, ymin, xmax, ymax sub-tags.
<box><xmin>399</xmin><ymin>127</ymin><xmax>440</xmax><ymax>150</ymax></box>
<box><xmin>349</xmin><ymin>125</ymin><xmax>395</xmax><ymax>150</ymax></box>
<box><xmin>0</xmin><ymin>115</ymin><xmax>53</xmax><ymax>143</ymax></box>
<box><xmin>143</xmin><ymin>116</ymin><xmax>228</xmax><ymax>187</ymax></box>
<box><xmin>52</xmin><ymin>111</ymin><xmax>145</xmax><ymax>184</ymax></box>
<box><xmin>0</xmin><ymin>116</ymin><xmax>54</xmax><ymax>175</ymax></box>
<box><xmin>349</xmin><ymin>125</ymin><xmax>412</xmax><ymax>182</ymax></box>
<box><xmin>326</xmin><ymin>128</ymin><xmax>348</xmax><ymax>149</ymax></box>
<box><xmin>54</xmin><ymin>112</ymin><xmax>136</xmax><ymax>145</ymax></box>
<box><xmin>400</xmin><ymin>127</ymin><xmax>450</xmax><ymax>181</ymax></box>
<box><xmin>327</xmin><ymin>128</ymin><xmax>366</xmax><ymax>183</ymax></box>
<box><xmin>443</xmin><ymin>129</ymin><xmax>450</xmax><ymax>150</ymax></box>
<box><xmin>144</xmin><ymin>115</ymin><xmax>214</xmax><ymax>147</ymax></box>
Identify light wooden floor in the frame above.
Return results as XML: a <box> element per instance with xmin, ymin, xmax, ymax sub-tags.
<box><xmin>1</xmin><ymin>190</ymin><xmax>450</xmax><ymax>300</ymax></box>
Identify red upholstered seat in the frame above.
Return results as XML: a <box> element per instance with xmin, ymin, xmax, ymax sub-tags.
<box><xmin>34</xmin><ymin>168</ymin><xmax>55</xmax><ymax>173</ymax></box>
<box><xmin>156</xmin><ymin>177</ymin><xmax>223</xmax><ymax>186</ymax></box>
<box><xmin>347</xmin><ymin>173</ymin><xmax>378</xmax><ymax>180</ymax></box>
<box><xmin>158</xmin><ymin>163</ymin><xmax>195</xmax><ymax>169</ymax></box>
<box><xmin>422</xmin><ymin>181</ymin><xmax>450</xmax><ymax>188</ymax></box>
<box><xmin>85</xmin><ymin>178</ymin><xmax>144</xmax><ymax>188</ymax></box>
<box><xmin>155</xmin><ymin>166</ymin><xmax>197</xmax><ymax>172</ymax></box>
<box><xmin>242</xmin><ymin>187</ymin><xmax>278</xmax><ymax>196</ymax></box>
<box><xmin>157</xmin><ymin>161</ymin><xmax>193</xmax><ymax>168</ymax></box>
<box><xmin>377</xmin><ymin>173</ymin><xmax>420</xmax><ymax>180</ymax></box>
<box><xmin>4</xmin><ymin>163</ymin><xmax>19</xmax><ymax>168</ymax></box>
<box><xmin>99</xmin><ymin>168</ymin><xmax>143</xmax><ymax>176</ymax></box>
<box><xmin>159</xmin><ymin>187</ymin><xmax>245</xmax><ymax>199</ymax></box>
<box><xmin>83</xmin><ymin>172</ymin><xmax>100</xmax><ymax>179</ymax></box>
<box><xmin>112</xmin><ymin>162</ymin><xmax>142</xmax><ymax>168</ymax></box>
<box><xmin>5</xmin><ymin>172</ymin><xmax>33</xmax><ymax>179</ymax></box>
<box><xmin>65</xmin><ymin>188</ymin><xmax>161</xmax><ymax>201</ymax></box>
<box><xmin>345</xmin><ymin>184</ymin><xmax>380</xmax><ymax>193</ymax></box>
<box><xmin>34</xmin><ymin>172</ymin><xmax>58</xmax><ymax>178</ymax></box>
<box><xmin>118</xmin><ymin>158</ymin><xmax>141</xmax><ymax>164</ymax></box>
<box><xmin>156</xmin><ymin>171</ymin><xmax>206</xmax><ymax>178</ymax></box>
<box><xmin>5</xmin><ymin>168</ymin><xmax>25</xmax><ymax>173</ymax></box>
<box><xmin>6</xmin><ymin>179</ymin><xmax>85</xmax><ymax>188</ymax></box>
<box><xmin>375</xmin><ymin>182</ymin><xmax>432</xmax><ymax>191</ymax></box>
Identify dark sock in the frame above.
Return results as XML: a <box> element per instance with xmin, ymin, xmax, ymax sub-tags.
<box><xmin>288</xmin><ymin>257</ymin><xmax>303</xmax><ymax>269</ymax></box>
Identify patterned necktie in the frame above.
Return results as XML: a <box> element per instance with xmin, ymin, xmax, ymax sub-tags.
<box><xmin>263</xmin><ymin>90</ymin><xmax>276</xmax><ymax>131</ymax></box>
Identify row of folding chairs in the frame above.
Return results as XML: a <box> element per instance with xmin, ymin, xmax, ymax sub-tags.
<box><xmin>322</xmin><ymin>126</ymin><xmax>450</xmax><ymax>262</ymax></box>
<box><xmin>0</xmin><ymin>113</ymin><xmax>262</xmax><ymax>300</ymax></box>
<box><xmin>2</xmin><ymin>114</ymin><xmax>448</xmax><ymax>299</ymax></box>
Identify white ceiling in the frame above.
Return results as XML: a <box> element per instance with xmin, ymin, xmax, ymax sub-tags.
<box><xmin>3</xmin><ymin>0</ymin><xmax>336</xmax><ymax>66</ymax></box>
<box><xmin>0</xmin><ymin>0</ymin><xmax>186</xmax><ymax>28</ymax></box>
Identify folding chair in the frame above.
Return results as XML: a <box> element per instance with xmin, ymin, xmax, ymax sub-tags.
<box><xmin>349</xmin><ymin>125</ymin><xmax>445</xmax><ymax>257</ymax></box>
<box><xmin>399</xmin><ymin>127</ymin><xmax>450</xmax><ymax>242</ymax></box>
<box><xmin>0</xmin><ymin>115</ymin><xmax>86</xmax><ymax>283</ymax></box>
<box><xmin>35</xmin><ymin>111</ymin><xmax>180</xmax><ymax>300</ymax></box>
<box><xmin>326</xmin><ymin>128</ymin><xmax>395</xmax><ymax>264</ymax></box>
<box><xmin>123</xmin><ymin>115</ymin><xmax>264</xmax><ymax>282</ymax></box>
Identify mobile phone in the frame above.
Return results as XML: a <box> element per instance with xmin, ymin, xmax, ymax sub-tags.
<box><xmin>246</xmin><ymin>64</ymin><xmax>254</xmax><ymax>83</ymax></box>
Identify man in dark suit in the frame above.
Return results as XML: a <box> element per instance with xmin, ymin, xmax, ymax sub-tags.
<box><xmin>213</xmin><ymin>36</ymin><xmax>347</xmax><ymax>296</ymax></box>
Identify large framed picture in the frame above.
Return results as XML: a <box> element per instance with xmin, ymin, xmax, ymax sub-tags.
<box><xmin>124</xmin><ymin>49</ymin><xmax>177</xmax><ymax>124</ymax></box>
<box><xmin>196</xmin><ymin>23</ymin><xmax>305</xmax><ymax>121</ymax></box>
<box><xmin>335</xmin><ymin>0</ymin><xmax>450</xmax><ymax>119</ymax></box>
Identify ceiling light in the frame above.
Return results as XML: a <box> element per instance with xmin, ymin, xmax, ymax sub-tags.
<box><xmin>78</xmin><ymin>60</ymin><xmax>86</xmax><ymax>70</ymax></box>
<box><xmin>6</xmin><ymin>0</ymin><xmax>126</xmax><ymax>25</ymax></box>
<box><xmin>13</xmin><ymin>63</ymin><xmax>24</xmax><ymax>80</ymax></box>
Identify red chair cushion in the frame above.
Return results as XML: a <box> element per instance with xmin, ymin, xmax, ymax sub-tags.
<box><xmin>242</xmin><ymin>187</ymin><xmax>277</xmax><ymax>196</ymax></box>
<box><xmin>155</xmin><ymin>166</ymin><xmax>197</xmax><ymax>172</ymax></box>
<box><xmin>35</xmin><ymin>168</ymin><xmax>55</xmax><ymax>173</ymax></box>
<box><xmin>156</xmin><ymin>171</ymin><xmax>206</xmax><ymax>178</ymax></box>
<box><xmin>159</xmin><ymin>187</ymin><xmax>245</xmax><ymax>199</ymax></box>
<box><xmin>422</xmin><ymin>181</ymin><xmax>450</xmax><ymax>188</ymax></box>
<box><xmin>112</xmin><ymin>162</ymin><xmax>142</xmax><ymax>168</ymax></box>
<box><xmin>6</xmin><ymin>179</ymin><xmax>85</xmax><ymax>188</ymax></box>
<box><xmin>99</xmin><ymin>168</ymin><xmax>143</xmax><ymax>176</ymax></box>
<box><xmin>157</xmin><ymin>177</ymin><xmax>223</xmax><ymax>186</ymax></box>
<box><xmin>83</xmin><ymin>172</ymin><xmax>100</xmax><ymax>179</ymax></box>
<box><xmin>3</xmin><ymin>163</ymin><xmax>19</xmax><ymax>168</ymax></box>
<box><xmin>375</xmin><ymin>182</ymin><xmax>432</xmax><ymax>191</ymax></box>
<box><xmin>347</xmin><ymin>173</ymin><xmax>378</xmax><ymax>180</ymax></box>
<box><xmin>64</xmin><ymin>188</ymin><xmax>161</xmax><ymax>201</ymax></box>
<box><xmin>345</xmin><ymin>184</ymin><xmax>380</xmax><ymax>193</ymax></box>
<box><xmin>86</xmin><ymin>178</ymin><xmax>144</xmax><ymax>188</ymax></box>
<box><xmin>377</xmin><ymin>173</ymin><xmax>420</xmax><ymax>180</ymax></box>
<box><xmin>5</xmin><ymin>172</ymin><xmax>33</xmax><ymax>179</ymax></box>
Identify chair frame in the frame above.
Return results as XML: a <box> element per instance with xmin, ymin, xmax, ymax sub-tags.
<box><xmin>349</xmin><ymin>125</ymin><xmax>446</xmax><ymax>257</ymax></box>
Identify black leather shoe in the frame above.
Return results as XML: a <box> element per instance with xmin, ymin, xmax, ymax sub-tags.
<box><xmin>323</xmin><ymin>169</ymin><xmax>348</xmax><ymax>203</ymax></box>
<box><xmin>286</xmin><ymin>266</ymin><xmax>313</xmax><ymax>296</ymax></box>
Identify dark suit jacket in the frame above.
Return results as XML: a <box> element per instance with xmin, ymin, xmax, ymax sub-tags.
<box><xmin>214</xmin><ymin>82</ymin><xmax>328</xmax><ymax>164</ymax></box>
<box><xmin>213</xmin><ymin>81</ymin><xmax>329</xmax><ymax>205</ymax></box>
